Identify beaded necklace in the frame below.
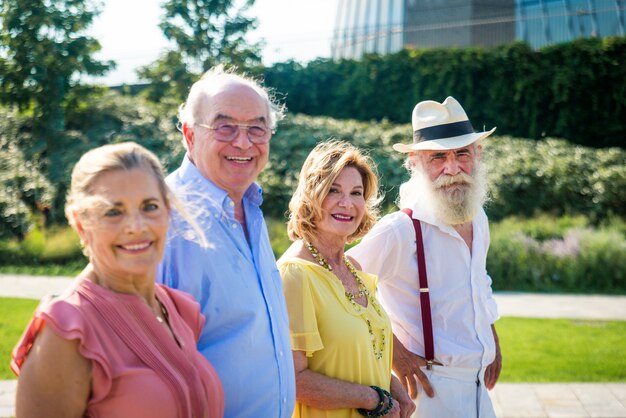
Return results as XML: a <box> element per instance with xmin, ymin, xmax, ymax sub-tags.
<box><xmin>306</xmin><ymin>242</ymin><xmax>386</xmax><ymax>360</ymax></box>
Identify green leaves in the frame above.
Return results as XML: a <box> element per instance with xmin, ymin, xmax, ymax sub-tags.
<box><xmin>263</xmin><ymin>37</ymin><xmax>626</xmax><ymax>148</ymax></box>
<box><xmin>139</xmin><ymin>0</ymin><xmax>262</xmax><ymax>103</ymax></box>
<box><xmin>484</xmin><ymin>136</ymin><xmax>626</xmax><ymax>221</ymax></box>
<box><xmin>0</xmin><ymin>108</ymin><xmax>54</xmax><ymax>239</ymax></box>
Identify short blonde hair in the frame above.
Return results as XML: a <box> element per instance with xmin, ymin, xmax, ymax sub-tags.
<box><xmin>65</xmin><ymin>142</ymin><xmax>207</xmax><ymax>253</ymax></box>
<box><xmin>287</xmin><ymin>140</ymin><xmax>381</xmax><ymax>244</ymax></box>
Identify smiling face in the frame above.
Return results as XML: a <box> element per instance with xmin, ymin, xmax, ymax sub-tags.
<box><xmin>316</xmin><ymin>166</ymin><xmax>366</xmax><ymax>242</ymax></box>
<box><xmin>184</xmin><ymin>82</ymin><xmax>270</xmax><ymax>202</ymax></box>
<box><xmin>74</xmin><ymin>168</ymin><xmax>169</xmax><ymax>282</ymax></box>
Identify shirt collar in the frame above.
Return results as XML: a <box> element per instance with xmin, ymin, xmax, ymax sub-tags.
<box><xmin>177</xmin><ymin>154</ymin><xmax>264</xmax><ymax>210</ymax></box>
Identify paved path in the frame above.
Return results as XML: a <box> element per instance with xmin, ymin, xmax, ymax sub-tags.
<box><xmin>3</xmin><ymin>275</ymin><xmax>626</xmax><ymax>320</ymax></box>
<box><xmin>2</xmin><ymin>274</ymin><xmax>626</xmax><ymax>417</ymax></box>
<box><xmin>495</xmin><ymin>292</ymin><xmax>626</xmax><ymax>321</ymax></box>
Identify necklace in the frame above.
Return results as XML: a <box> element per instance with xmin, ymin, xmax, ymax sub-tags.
<box><xmin>155</xmin><ymin>300</ymin><xmax>168</xmax><ymax>324</ymax></box>
<box><xmin>306</xmin><ymin>243</ymin><xmax>366</xmax><ymax>300</ymax></box>
<box><xmin>306</xmin><ymin>242</ymin><xmax>386</xmax><ymax>359</ymax></box>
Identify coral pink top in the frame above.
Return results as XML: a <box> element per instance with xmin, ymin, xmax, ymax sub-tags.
<box><xmin>11</xmin><ymin>277</ymin><xmax>224</xmax><ymax>418</ymax></box>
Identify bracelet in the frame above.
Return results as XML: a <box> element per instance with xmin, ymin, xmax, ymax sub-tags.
<box><xmin>379</xmin><ymin>390</ymin><xmax>394</xmax><ymax>416</ymax></box>
<box><xmin>357</xmin><ymin>386</ymin><xmax>394</xmax><ymax>417</ymax></box>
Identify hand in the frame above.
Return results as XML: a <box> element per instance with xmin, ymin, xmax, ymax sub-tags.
<box><xmin>484</xmin><ymin>325</ymin><xmax>502</xmax><ymax>390</ymax></box>
<box><xmin>390</xmin><ymin>375</ymin><xmax>416</xmax><ymax>418</ymax></box>
<box><xmin>384</xmin><ymin>398</ymin><xmax>401</xmax><ymax>417</ymax></box>
<box><xmin>392</xmin><ymin>335</ymin><xmax>436</xmax><ymax>399</ymax></box>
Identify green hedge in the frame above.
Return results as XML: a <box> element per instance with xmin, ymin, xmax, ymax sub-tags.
<box><xmin>263</xmin><ymin>37</ymin><xmax>626</xmax><ymax>148</ymax></box>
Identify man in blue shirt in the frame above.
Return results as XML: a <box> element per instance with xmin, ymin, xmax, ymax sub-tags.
<box><xmin>158</xmin><ymin>66</ymin><xmax>295</xmax><ymax>418</ymax></box>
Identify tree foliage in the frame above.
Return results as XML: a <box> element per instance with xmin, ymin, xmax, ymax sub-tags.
<box><xmin>0</xmin><ymin>107</ymin><xmax>53</xmax><ymax>239</ymax></box>
<box><xmin>0</xmin><ymin>0</ymin><xmax>113</xmax><ymax>141</ymax></box>
<box><xmin>138</xmin><ymin>0</ymin><xmax>261</xmax><ymax>102</ymax></box>
<box><xmin>0</xmin><ymin>88</ymin><xmax>182</xmax><ymax>234</ymax></box>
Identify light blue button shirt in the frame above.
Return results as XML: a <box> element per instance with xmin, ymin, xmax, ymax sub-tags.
<box><xmin>157</xmin><ymin>156</ymin><xmax>295</xmax><ymax>418</ymax></box>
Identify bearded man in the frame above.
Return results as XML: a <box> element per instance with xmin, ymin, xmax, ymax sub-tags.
<box><xmin>347</xmin><ymin>97</ymin><xmax>502</xmax><ymax>418</ymax></box>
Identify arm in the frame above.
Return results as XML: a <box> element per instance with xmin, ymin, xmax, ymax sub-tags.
<box><xmin>293</xmin><ymin>351</ymin><xmax>400</xmax><ymax>416</ymax></box>
<box><xmin>484</xmin><ymin>324</ymin><xmax>502</xmax><ymax>390</ymax></box>
<box><xmin>392</xmin><ymin>334</ymin><xmax>435</xmax><ymax>399</ymax></box>
<box><xmin>15</xmin><ymin>324</ymin><xmax>91</xmax><ymax>418</ymax></box>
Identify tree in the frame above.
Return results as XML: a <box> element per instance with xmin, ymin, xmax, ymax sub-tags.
<box><xmin>138</xmin><ymin>0</ymin><xmax>261</xmax><ymax>102</ymax></box>
<box><xmin>0</xmin><ymin>0</ymin><xmax>113</xmax><ymax>159</ymax></box>
<box><xmin>0</xmin><ymin>107</ymin><xmax>54</xmax><ymax>239</ymax></box>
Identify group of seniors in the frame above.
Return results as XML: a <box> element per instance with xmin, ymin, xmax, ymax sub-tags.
<box><xmin>11</xmin><ymin>66</ymin><xmax>501</xmax><ymax>418</ymax></box>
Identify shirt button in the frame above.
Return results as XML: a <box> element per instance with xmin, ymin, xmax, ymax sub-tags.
<box><xmin>283</xmin><ymin>398</ymin><xmax>287</xmax><ymax>403</ymax></box>
<box><xmin>232</xmin><ymin>223</ymin><xmax>237</xmax><ymax>228</ymax></box>
<box><xmin>229</xmin><ymin>201</ymin><xmax>234</xmax><ymax>207</ymax></box>
<box><xmin>279</xmin><ymin>351</ymin><xmax>283</xmax><ymax>357</ymax></box>
<box><xmin>268</xmin><ymin>306</ymin><xmax>273</xmax><ymax>312</ymax></box>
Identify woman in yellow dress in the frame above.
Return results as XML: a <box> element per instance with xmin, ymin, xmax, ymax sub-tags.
<box><xmin>278</xmin><ymin>141</ymin><xmax>414</xmax><ymax>418</ymax></box>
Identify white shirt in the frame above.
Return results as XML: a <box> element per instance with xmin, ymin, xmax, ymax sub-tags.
<box><xmin>347</xmin><ymin>204</ymin><xmax>499</xmax><ymax>369</ymax></box>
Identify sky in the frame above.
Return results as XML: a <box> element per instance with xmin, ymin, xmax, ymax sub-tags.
<box><xmin>88</xmin><ymin>0</ymin><xmax>339</xmax><ymax>86</ymax></box>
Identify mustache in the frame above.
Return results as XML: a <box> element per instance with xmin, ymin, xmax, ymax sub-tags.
<box><xmin>433</xmin><ymin>172</ymin><xmax>474</xmax><ymax>189</ymax></box>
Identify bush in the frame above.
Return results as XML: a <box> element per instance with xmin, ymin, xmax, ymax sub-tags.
<box><xmin>266</xmin><ymin>216</ymin><xmax>291</xmax><ymax>258</ymax></box>
<box><xmin>488</xmin><ymin>215</ymin><xmax>626</xmax><ymax>293</ymax></box>
<box><xmin>0</xmin><ymin>108</ymin><xmax>54</xmax><ymax>239</ymax></box>
<box><xmin>484</xmin><ymin>137</ymin><xmax>626</xmax><ymax>221</ymax></box>
<box><xmin>0</xmin><ymin>225</ymin><xmax>85</xmax><ymax>269</ymax></box>
<box><xmin>265</xmin><ymin>115</ymin><xmax>626</xmax><ymax>222</ymax></box>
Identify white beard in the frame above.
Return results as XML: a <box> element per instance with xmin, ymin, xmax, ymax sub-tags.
<box><xmin>398</xmin><ymin>160</ymin><xmax>488</xmax><ymax>225</ymax></box>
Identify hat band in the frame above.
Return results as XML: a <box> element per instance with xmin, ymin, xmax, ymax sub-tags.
<box><xmin>413</xmin><ymin>120</ymin><xmax>474</xmax><ymax>143</ymax></box>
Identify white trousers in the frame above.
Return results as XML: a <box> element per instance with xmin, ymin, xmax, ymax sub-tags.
<box><xmin>411</xmin><ymin>365</ymin><xmax>496</xmax><ymax>418</ymax></box>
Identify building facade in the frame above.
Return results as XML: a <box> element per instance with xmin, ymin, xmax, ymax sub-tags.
<box><xmin>331</xmin><ymin>0</ymin><xmax>626</xmax><ymax>58</ymax></box>
<box><xmin>518</xmin><ymin>0</ymin><xmax>626</xmax><ymax>48</ymax></box>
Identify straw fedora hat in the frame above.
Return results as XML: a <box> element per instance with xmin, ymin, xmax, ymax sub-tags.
<box><xmin>393</xmin><ymin>96</ymin><xmax>496</xmax><ymax>152</ymax></box>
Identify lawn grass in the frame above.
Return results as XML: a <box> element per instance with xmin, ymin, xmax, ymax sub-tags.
<box><xmin>1</xmin><ymin>300</ymin><xmax>625</xmax><ymax>382</ymax></box>
<box><xmin>497</xmin><ymin>317</ymin><xmax>626</xmax><ymax>382</ymax></box>
<box><xmin>0</xmin><ymin>298</ymin><xmax>39</xmax><ymax>379</ymax></box>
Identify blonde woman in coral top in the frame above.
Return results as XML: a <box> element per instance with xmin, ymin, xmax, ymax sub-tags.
<box><xmin>11</xmin><ymin>142</ymin><xmax>224</xmax><ymax>418</ymax></box>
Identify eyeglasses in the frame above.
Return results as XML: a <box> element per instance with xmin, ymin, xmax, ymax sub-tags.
<box><xmin>196</xmin><ymin>122</ymin><xmax>274</xmax><ymax>144</ymax></box>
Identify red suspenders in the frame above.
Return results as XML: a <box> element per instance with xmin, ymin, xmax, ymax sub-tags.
<box><xmin>401</xmin><ymin>208</ymin><xmax>435</xmax><ymax>369</ymax></box>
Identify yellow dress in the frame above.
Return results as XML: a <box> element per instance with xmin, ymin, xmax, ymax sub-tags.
<box><xmin>278</xmin><ymin>258</ymin><xmax>393</xmax><ymax>418</ymax></box>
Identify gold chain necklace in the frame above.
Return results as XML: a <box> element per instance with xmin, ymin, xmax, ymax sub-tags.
<box><xmin>306</xmin><ymin>242</ymin><xmax>386</xmax><ymax>359</ymax></box>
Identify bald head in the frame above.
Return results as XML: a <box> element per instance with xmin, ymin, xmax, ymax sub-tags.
<box><xmin>179</xmin><ymin>65</ymin><xmax>284</xmax><ymax>135</ymax></box>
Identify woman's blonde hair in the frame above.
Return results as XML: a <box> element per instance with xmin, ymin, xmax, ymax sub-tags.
<box><xmin>287</xmin><ymin>140</ymin><xmax>381</xmax><ymax>244</ymax></box>
<box><xmin>65</xmin><ymin>142</ymin><xmax>207</xmax><ymax>254</ymax></box>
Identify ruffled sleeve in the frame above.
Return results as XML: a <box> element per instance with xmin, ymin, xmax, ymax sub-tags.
<box><xmin>279</xmin><ymin>262</ymin><xmax>324</xmax><ymax>357</ymax></box>
<box><xmin>10</xmin><ymin>293</ymin><xmax>113</xmax><ymax>402</ymax></box>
